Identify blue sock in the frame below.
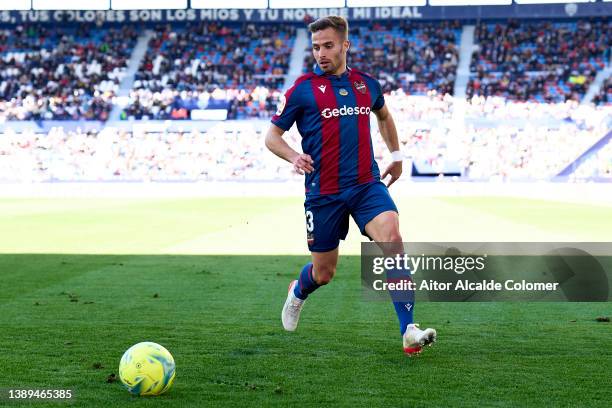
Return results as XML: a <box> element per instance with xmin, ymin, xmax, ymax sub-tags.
<box><xmin>293</xmin><ymin>263</ymin><xmax>320</xmax><ymax>300</ymax></box>
<box><xmin>393</xmin><ymin>300</ymin><xmax>414</xmax><ymax>335</ymax></box>
<box><xmin>387</xmin><ymin>267</ymin><xmax>415</xmax><ymax>335</ymax></box>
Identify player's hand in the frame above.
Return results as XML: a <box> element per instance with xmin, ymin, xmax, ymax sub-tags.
<box><xmin>382</xmin><ymin>161</ymin><xmax>402</xmax><ymax>187</ymax></box>
<box><xmin>292</xmin><ymin>154</ymin><xmax>314</xmax><ymax>175</ymax></box>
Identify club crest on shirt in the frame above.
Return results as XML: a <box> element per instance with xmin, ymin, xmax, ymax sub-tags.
<box><xmin>339</xmin><ymin>88</ymin><xmax>348</xmax><ymax>96</ymax></box>
<box><xmin>275</xmin><ymin>94</ymin><xmax>286</xmax><ymax>116</ymax></box>
<box><xmin>353</xmin><ymin>80</ymin><xmax>367</xmax><ymax>94</ymax></box>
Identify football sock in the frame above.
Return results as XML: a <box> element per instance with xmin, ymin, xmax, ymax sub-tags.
<box><xmin>293</xmin><ymin>263</ymin><xmax>320</xmax><ymax>300</ymax></box>
<box><xmin>387</xmin><ymin>267</ymin><xmax>415</xmax><ymax>335</ymax></box>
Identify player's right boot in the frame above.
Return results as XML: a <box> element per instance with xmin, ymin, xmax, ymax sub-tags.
<box><xmin>281</xmin><ymin>280</ymin><xmax>305</xmax><ymax>331</ymax></box>
<box><xmin>403</xmin><ymin>323</ymin><xmax>437</xmax><ymax>355</ymax></box>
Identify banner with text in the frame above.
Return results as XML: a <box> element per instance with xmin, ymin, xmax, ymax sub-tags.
<box><xmin>1</xmin><ymin>4</ymin><xmax>609</xmax><ymax>24</ymax></box>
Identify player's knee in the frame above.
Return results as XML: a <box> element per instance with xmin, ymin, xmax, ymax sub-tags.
<box><xmin>314</xmin><ymin>266</ymin><xmax>335</xmax><ymax>285</ymax></box>
<box><xmin>381</xmin><ymin>230</ymin><xmax>402</xmax><ymax>243</ymax></box>
<box><xmin>316</xmin><ymin>274</ymin><xmax>334</xmax><ymax>285</ymax></box>
<box><xmin>388</xmin><ymin>231</ymin><xmax>402</xmax><ymax>243</ymax></box>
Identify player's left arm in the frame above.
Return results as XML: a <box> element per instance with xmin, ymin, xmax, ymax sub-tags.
<box><xmin>373</xmin><ymin>104</ymin><xmax>402</xmax><ymax>187</ymax></box>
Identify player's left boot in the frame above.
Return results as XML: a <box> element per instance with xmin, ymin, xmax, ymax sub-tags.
<box><xmin>403</xmin><ymin>323</ymin><xmax>437</xmax><ymax>355</ymax></box>
<box><xmin>281</xmin><ymin>280</ymin><xmax>305</xmax><ymax>331</ymax></box>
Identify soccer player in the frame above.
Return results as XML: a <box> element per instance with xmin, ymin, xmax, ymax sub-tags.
<box><xmin>264</xmin><ymin>16</ymin><xmax>436</xmax><ymax>355</ymax></box>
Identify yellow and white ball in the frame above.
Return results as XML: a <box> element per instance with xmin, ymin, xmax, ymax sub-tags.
<box><xmin>119</xmin><ymin>342</ymin><xmax>176</xmax><ymax>396</ymax></box>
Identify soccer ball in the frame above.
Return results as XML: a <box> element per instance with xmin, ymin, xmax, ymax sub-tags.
<box><xmin>118</xmin><ymin>342</ymin><xmax>176</xmax><ymax>396</ymax></box>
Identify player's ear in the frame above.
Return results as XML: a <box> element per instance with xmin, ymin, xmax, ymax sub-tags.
<box><xmin>344</xmin><ymin>39</ymin><xmax>350</xmax><ymax>52</ymax></box>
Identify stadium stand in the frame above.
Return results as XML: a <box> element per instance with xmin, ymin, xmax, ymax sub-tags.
<box><xmin>467</xmin><ymin>19</ymin><xmax>610</xmax><ymax>103</ymax></box>
<box><xmin>1</xmin><ymin>99</ymin><xmax>608</xmax><ymax>182</ymax></box>
<box><xmin>121</xmin><ymin>22</ymin><xmax>295</xmax><ymax>120</ymax></box>
<box><xmin>0</xmin><ymin>24</ymin><xmax>138</xmax><ymax>121</ymax></box>
<box><xmin>0</xmin><ymin>16</ymin><xmax>610</xmax><ymax>182</ymax></box>
<box><xmin>593</xmin><ymin>76</ymin><xmax>612</xmax><ymax>105</ymax></box>
<box><xmin>303</xmin><ymin>20</ymin><xmax>461</xmax><ymax>95</ymax></box>
<box><xmin>374</xmin><ymin>94</ymin><xmax>611</xmax><ymax>180</ymax></box>
<box><xmin>573</xmin><ymin>139</ymin><xmax>612</xmax><ymax>179</ymax></box>
<box><xmin>0</xmin><ymin>125</ymin><xmax>299</xmax><ymax>182</ymax></box>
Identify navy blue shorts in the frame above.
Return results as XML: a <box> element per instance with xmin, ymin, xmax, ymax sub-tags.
<box><xmin>304</xmin><ymin>181</ymin><xmax>398</xmax><ymax>252</ymax></box>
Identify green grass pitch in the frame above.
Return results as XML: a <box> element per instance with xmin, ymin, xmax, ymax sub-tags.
<box><xmin>0</xmin><ymin>196</ymin><xmax>611</xmax><ymax>407</ymax></box>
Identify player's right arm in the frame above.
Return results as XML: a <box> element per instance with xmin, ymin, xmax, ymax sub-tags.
<box><xmin>265</xmin><ymin>82</ymin><xmax>314</xmax><ymax>175</ymax></box>
<box><xmin>265</xmin><ymin>124</ymin><xmax>314</xmax><ymax>175</ymax></box>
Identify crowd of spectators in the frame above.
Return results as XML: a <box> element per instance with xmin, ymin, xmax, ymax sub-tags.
<box><xmin>468</xmin><ymin>19</ymin><xmax>610</xmax><ymax>103</ymax></box>
<box><xmin>0</xmin><ymin>20</ymin><xmax>609</xmax><ymax>180</ymax></box>
<box><xmin>0</xmin><ymin>125</ymin><xmax>299</xmax><ymax>182</ymax></box>
<box><xmin>1</xmin><ymin>19</ymin><xmax>610</xmax><ymax>123</ymax></box>
<box><xmin>573</xmin><ymin>138</ymin><xmax>612</xmax><ymax>179</ymax></box>
<box><xmin>0</xmin><ymin>24</ymin><xmax>138</xmax><ymax>121</ymax></box>
<box><xmin>372</xmin><ymin>94</ymin><xmax>610</xmax><ymax>180</ymax></box>
<box><xmin>122</xmin><ymin>22</ymin><xmax>294</xmax><ymax>121</ymax></box>
<box><xmin>459</xmin><ymin>124</ymin><xmax>604</xmax><ymax>179</ymax></box>
<box><xmin>2</xmin><ymin>96</ymin><xmax>609</xmax><ymax>182</ymax></box>
<box><xmin>303</xmin><ymin>20</ymin><xmax>460</xmax><ymax>96</ymax></box>
<box><xmin>593</xmin><ymin>76</ymin><xmax>612</xmax><ymax>106</ymax></box>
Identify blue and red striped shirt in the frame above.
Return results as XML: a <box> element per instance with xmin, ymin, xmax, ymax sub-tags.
<box><xmin>271</xmin><ymin>65</ymin><xmax>385</xmax><ymax>196</ymax></box>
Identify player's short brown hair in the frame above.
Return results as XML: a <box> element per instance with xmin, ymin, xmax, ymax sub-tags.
<box><xmin>308</xmin><ymin>16</ymin><xmax>349</xmax><ymax>40</ymax></box>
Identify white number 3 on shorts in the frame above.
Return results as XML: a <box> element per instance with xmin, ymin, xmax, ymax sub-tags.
<box><xmin>305</xmin><ymin>210</ymin><xmax>314</xmax><ymax>232</ymax></box>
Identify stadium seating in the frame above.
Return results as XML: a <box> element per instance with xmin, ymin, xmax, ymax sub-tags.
<box><xmin>0</xmin><ymin>125</ymin><xmax>301</xmax><ymax>182</ymax></box>
<box><xmin>2</xmin><ymin>19</ymin><xmax>608</xmax><ymax>122</ymax></box>
<box><xmin>574</xmin><ymin>139</ymin><xmax>612</xmax><ymax>179</ymax></box>
<box><xmin>303</xmin><ymin>20</ymin><xmax>461</xmax><ymax>95</ymax></box>
<box><xmin>2</xmin><ymin>99</ymin><xmax>608</xmax><ymax>182</ymax></box>
<box><xmin>468</xmin><ymin>19</ymin><xmax>610</xmax><ymax>103</ymax></box>
<box><xmin>0</xmin><ymin>24</ymin><xmax>138</xmax><ymax>121</ymax></box>
<box><xmin>373</xmin><ymin>94</ymin><xmax>610</xmax><ymax>180</ymax></box>
<box><xmin>0</xmin><ymin>18</ymin><xmax>610</xmax><ymax>183</ymax></box>
<box><xmin>593</xmin><ymin>76</ymin><xmax>612</xmax><ymax>105</ymax></box>
<box><xmin>122</xmin><ymin>22</ymin><xmax>295</xmax><ymax>120</ymax></box>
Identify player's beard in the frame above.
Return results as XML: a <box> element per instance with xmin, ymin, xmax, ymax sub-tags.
<box><xmin>318</xmin><ymin>54</ymin><xmax>343</xmax><ymax>75</ymax></box>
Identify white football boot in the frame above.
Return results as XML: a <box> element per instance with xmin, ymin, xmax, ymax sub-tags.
<box><xmin>281</xmin><ymin>280</ymin><xmax>305</xmax><ymax>331</ymax></box>
<box><xmin>403</xmin><ymin>323</ymin><xmax>437</xmax><ymax>355</ymax></box>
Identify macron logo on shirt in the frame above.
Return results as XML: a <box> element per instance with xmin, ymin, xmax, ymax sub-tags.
<box><xmin>321</xmin><ymin>105</ymin><xmax>371</xmax><ymax>119</ymax></box>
